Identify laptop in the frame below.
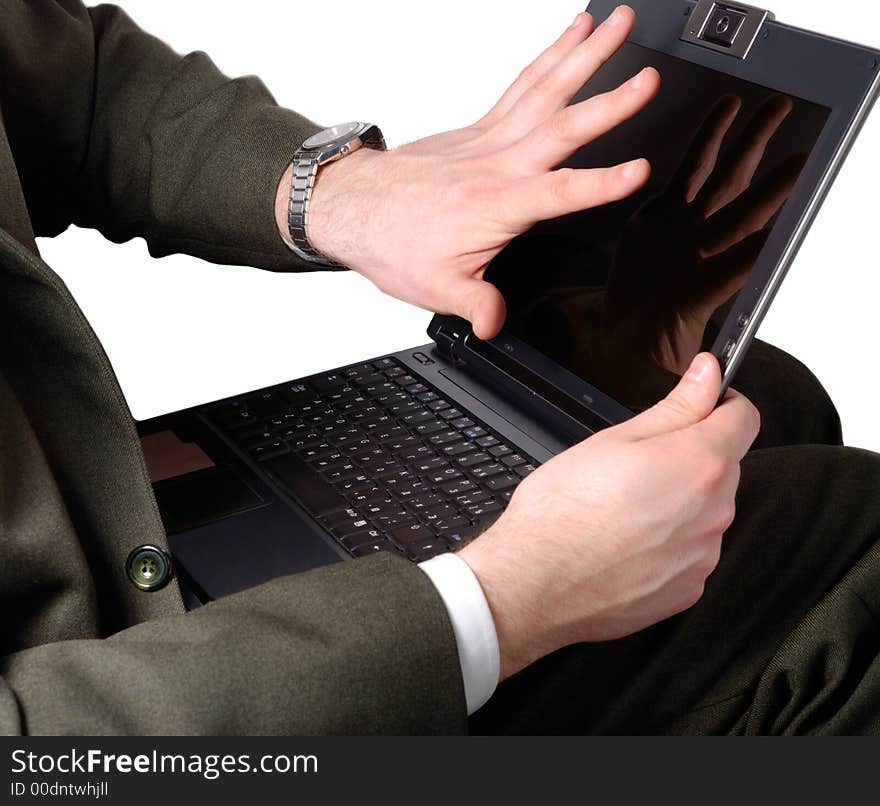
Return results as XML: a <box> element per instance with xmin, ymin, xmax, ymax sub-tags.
<box><xmin>136</xmin><ymin>0</ymin><xmax>880</xmax><ymax>607</ymax></box>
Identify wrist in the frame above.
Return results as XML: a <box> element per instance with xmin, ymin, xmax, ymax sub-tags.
<box><xmin>458</xmin><ymin>527</ymin><xmax>553</xmax><ymax>681</ymax></box>
<box><xmin>274</xmin><ymin>147</ymin><xmax>384</xmax><ymax>268</ymax></box>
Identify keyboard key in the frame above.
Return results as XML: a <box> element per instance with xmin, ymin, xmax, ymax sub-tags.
<box><xmin>440</xmin><ymin>478</ymin><xmax>476</xmax><ymax>495</ymax></box>
<box><xmin>442</xmin><ymin>441</ymin><xmax>476</xmax><ymax>458</ymax></box>
<box><xmin>415</xmin><ymin>392</ymin><xmax>439</xmax><ymax>403</ymax></box>
<box><xmin>405</xmin><ymin>538</ymin><xmax>450</xmax><ymax>562</ymax></box>
<box><xmin>246</xmin><ymin>391</ymin><xmax>286</xmax><ymax>418</ymax></box>
<box><xmin>454</xmin><ymin>490</ymin><xmax>493</xmax><ymax>507</ymax></box>
<box><xmin>339</xmin><ymin>438</ymin><xmax>374</xmax><ymax>455</ymax></box>
<box><xmin>421</xmin><ymin>504</ymin><xmax>461</xmax><ymax>525</ymax></box>
<box><xmin>413</xmin><ymin>419</ymin><xmax>446</xmax><ymax>437</ymax></box>
<box><xmin>375</xmin><ymin>512</ymin><xmax>417</xmax><ymax>529</ymax></box>
<box><xmin>340</xmin><ymin>529</ymin><xmax>385</xmax><ymax>550</ymax></box>
<box><xmin>351</xmin><ymin>540</ymin><xmax>398</xmax><ymax>557</ymax></box>
<box><xmin>488</xmin><ymin>444</ymin><xmax>512</xmax><ymax>458</ymax></box>
<box><xmin>485</xmin><ymin>474</ymin><xmax>520</xmax><ymax>493</ymax></box>
<box><xmin>372</xmin><ymin>358</ymin><xmax>396</xmax><ymax>371</ymax></box>
<box><xmin>408</xmin><ymin>492</ymin><xmax>444</xmax><ymax>511</ymax></box>
<box><xmin>389</xmin><ymin>400</ymin><xmax>421</xmax><ymax>415</ymax></box>
<box><xmin>335</xmin><ymin>475</ymin><xmax>371</xmax><ymax>495</ymax></box>
<box><xmin>322</xmin><ymin>464</ymin><xmax>361</xmax><ymax>484</ymax></box>
<box><xmin>385</xmin><ymin>436</ymin><xmax>421</xmax><ymax>453</ymax></box>
<box><xmin>348</xmin><ymin>486</ymin><xmax>384</xmax><ymax>506</ymax></box>
<box><xmin>381</xmin><ymin>469</ymin><xmax>416</xmax><ymax>486</ymax></box>
<box><xmin>351</xmin><ymin>372</ymin><xmax>385</xmax><ymax>387</ymax></box>
<box><xmin>324</xmin><ymin>507</ymin><xmax>370</xmax><ymax>531</ymax></box>
<box><xmin>462</xmin><ymin>427</ymin><xmax>488</xmax><ymax>440</ymax></box>
<box><xmin>426</xmin><ymin>468</ymin><xmax>463</xmax><ymax>484</ymax></box>
<box><xmin>342</xmin><ymin>363</ymin><xmax>374</xmax><ymax>378</ymax></box>
<box><xmin>374</xmin><ymin>426</ymin><xmax>408</xmax><ymax>444</ymax></box>
<box><xmin>502</xmin><ymin>454</ymin><xmax>527</xmax><ymax>468</ymax></box>
<box><xmin>396</xmin><ymin>375</ymin><xmax>420</xmax><ymax>387</ymax></box>
<box><xmin>392</xmin><ymin>480</ymin><xmax>430</xmax><ymax>499</ymax></box>
<box><xmin>287</xmin><ymin>431</ymin><xmax>323</xmax><ymax>451</ymax></box>
<box><xmin>471</xmin><ymin>462</ymin><xmax>506</xmax><ymax>480</ymax></box>
<box><xmin>283</xmin><ymin>383</ymin><xmax>316</xmax><ymax>404</ymax></box>
<box><xmin>396</xmin><ymin>445</ymin><xmax>434</xmax><ymax>463</ymax></box>
<box><xmin>439</xmin><ymin>408</ymin><xmax>464</xmax><ymax>421</ymax></box>
<box><xmin>309</xmin><ymin>453</ymin><xmax>346</xmax><ymax>471</ymax></box>
<box><xmin>410</xmin><ymin>456</ymin><xmax>445</xmax><ymax>473</ymax></box>
<box><xmin>406</xmin><ymin>384</ymin><xmax>429</xmax><ymax>395</ymax></box>
<box><xmin>359</xmin><ymin>415</ymin><xmax>393</xmax><ymax>432</ymax></box>
<box><xmin>356</xmin><ymin>496</ymin><xmax>400</xmax><ymax>516</ymax></box>
<box><xmin>428</xmin><ymin>430</ymin><xmax>463</xmax><ymax>446</ymax></box>
<box><xmin>517</xmin><ymin>464</ymin><xmax>537</xmax><ymax>478</ymax></box>
<box><xmin>311</xmin><ymin>373</ymin><xmax>347</xmax><ymax>394</ymax></box>
<box><xmin>427</xmin><ymin>400</ymin><xmax>451</xmax><ymax>412</ymax></box>
<box><xmin>389</xmin><ymin>522</ymin><xmax>435</xmax><ymax>545</ymax></box>
<box><xmin>369</xmin><ymin>459</ymin><xmax>405</xmax><ymax>477</ymax></box>
<box><xmin>464</xmin><ymin>501</ymin><xmax>504</xmax><ymax>518</ymax></box>
<box><xmin>476</xmin><ymin>436</ymin><xmax>500</xmax><ymax>449</ymax></box>
<box><xmin>450</xmin><ymin>417</ymin><xmax>475</xmax><ymax>430</ymax></box>
<box><xmin>300</xmin><ymin>443</ymin><xmax>338</xmax><ymax>462</ymax></box>
<box><xmin>457</xmin><ymin>452</ymin><xmax>491</xmax><ymax>469</ymax></box>
<box><xmin>433</xmin><ymin>514</ymin><xmax>470</xmax><ymax>533</ymax></box>
<box><xmin>400</xmin><ymin>410</ymin><xmax>435</xmax><ymax>426</ymax></box>
<box><xmin>383</xmin><ymin>367</ymin><xmax>406</xmax><ymax>378</ymax></box>
<box><xmin>250</xmin><ymin>440</ymin><xmax>290</xmax><ymax>461</ymax></box>
<box><xmin>362</xmin><ymin>382</ymin><xmax>398</xmax><ymax>397</ymax></box>
<box><xmin>215</xmin><ymin>407</ymin><xmax>258</xmax><ymax>430</ymax></box>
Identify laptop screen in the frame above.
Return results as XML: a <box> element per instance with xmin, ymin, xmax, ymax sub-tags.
<box><xmin>484</xmin><ymin>42</ymin><xmax>830</xmax><ymax>413</ymax></box>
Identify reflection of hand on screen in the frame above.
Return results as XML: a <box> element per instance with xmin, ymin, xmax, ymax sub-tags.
<box><xmin>605</xmin><ymin>93</ymin><xmax>805</xmax><ymax>376</ymax></box>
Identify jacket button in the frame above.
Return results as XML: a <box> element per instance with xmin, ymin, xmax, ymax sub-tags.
<box><xmin>126</xmin><ymin>546</ymin><xmax>173</xmax><ymax>591</ymax></box>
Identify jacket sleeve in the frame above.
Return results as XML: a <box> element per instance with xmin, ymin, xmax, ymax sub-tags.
<box><xmin>1</xmin><ymin>1</ymin><xmax>320</xmax><ymax>270</ymax></box>
<box><xmin>0</xmin><ymin>554</ymin><xmax>468</xmax><ymax>735</ymax></box>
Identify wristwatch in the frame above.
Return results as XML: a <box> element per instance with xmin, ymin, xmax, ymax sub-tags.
<box><xmin>284</xmin><ymin>122</ymin><xmax>386</xmax><ymax>266</ymax></box>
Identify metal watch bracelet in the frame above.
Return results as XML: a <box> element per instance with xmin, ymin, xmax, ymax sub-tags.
<box><xmin>285</xmin><ymin>124</ymin><xmax>386</xmax><ymax>266</ymax></box>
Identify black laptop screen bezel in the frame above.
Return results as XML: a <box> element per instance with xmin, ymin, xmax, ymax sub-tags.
<box><xmin>428</xmin><ymin>0</ymin><xmax>880</xmax><ymax>430</ymax></box>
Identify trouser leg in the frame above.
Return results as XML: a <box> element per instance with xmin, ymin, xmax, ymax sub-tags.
<box><xmin>731</xmin><ymin>340</ymin><xmax>842</xmax><ymax>450</ymax></box>
<box><xmin>470</xmin><ymin>445</ymin><xmax>880</xmax><ymax>735</ymax></box>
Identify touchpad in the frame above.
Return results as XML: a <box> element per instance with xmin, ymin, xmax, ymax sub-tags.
<box><xmin>153</xmin><ymin>465</ymin><xmax>268</xmax><ymax>535</ymax></box>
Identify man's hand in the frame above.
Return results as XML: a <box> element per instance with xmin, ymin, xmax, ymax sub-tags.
<box><xmin>459</xmin><ymin>353</ymin><xmax>760</xmax><ymax>680</ymax></box>
<box><xmin>276</xmin><ymin>6</ymin><xmax>660</xmax><ymax>339</ymax></box>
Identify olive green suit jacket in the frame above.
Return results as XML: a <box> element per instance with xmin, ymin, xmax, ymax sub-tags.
<box><xmin>0</xmin><ymin>1</ymin><xmax>465</xmax><ymax>735</ymax></box>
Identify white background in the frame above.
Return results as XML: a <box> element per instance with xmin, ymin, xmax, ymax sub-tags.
<box><xmin>39</xmin><ymin>0</ymin><xmax>880</xmax><ymax>449</ymax></box>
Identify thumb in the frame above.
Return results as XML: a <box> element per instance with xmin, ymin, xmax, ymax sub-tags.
<box><xmin>447</xmin><ymin>276</ymin><xmax>507</xmax><ymax>341</ymax></box>
<box><xmin>622</xmin><ymin>353</ymin><xmax>722</xmax><ymax>440</ymax></box>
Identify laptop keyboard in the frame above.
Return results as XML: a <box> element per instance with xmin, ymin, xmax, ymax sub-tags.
<box><xmin>204</xmin><ymin>357</ymin><xmax>539</xmax><ymax>563</ymax></box>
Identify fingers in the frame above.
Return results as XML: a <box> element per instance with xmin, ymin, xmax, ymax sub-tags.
<box><xmin>621</xmin><ymin>353</ymin><xmax>722</xmax><ymax>440</ymax></box>
<box><xmin>694</xmin><ymin>390</ymin><xmax>761</xmax><ymax>462</ymax></box>
<box><xmin>509</xmin><ymin>66</ymin><xmax>661</xmax><ymax>173</ymax></box>
<box><xmin>479</xmin><ymin>13</ymin><xmax>596</xmax><ymax>127</ymax></box>
<box><xmin>693</xmin><ymin>229</ymin><xmax>769</xmax><ymax>315</ymax></box>
<box><xmin>443</xmin><ymin>276</ymin><xmax>507</xmax><ymax>341</ymax></box>
<box><xmin>694</xmin><ymin>94</ymin><xmax>794</xmax><ymax>217</ymax></box>
<box><xmin>700</xmin><ymin>153</ymin><xmax>805</xmax><ymax>256</ymax></box>
<box><xmin>670</xmin><ymin>95</ymin><xmax>742</xmax><ymax>204</ymax></box>
<box><xmin>507</xmin><ymin>158</ymin><xmax>650</xmax><ymax>227</ymax></box>
<box><xmin>499</xmin><ymin>5</ymin><xmax>636</xmax><ymax>141</ymax></box>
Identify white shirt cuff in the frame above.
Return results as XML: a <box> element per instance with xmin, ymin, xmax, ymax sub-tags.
<box><xmin>419</xmin><ymin>552</ymin><xmax>500</xmax><ymax>716</ymax></box>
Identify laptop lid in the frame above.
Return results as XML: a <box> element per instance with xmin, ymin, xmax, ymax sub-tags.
<box><xmin>428</xmin><ymin>0</ymin><xmax>880</xmax><ymax>430</ymax></box>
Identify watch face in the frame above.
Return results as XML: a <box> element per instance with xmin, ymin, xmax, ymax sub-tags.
<box><xmin>303</xmin><ymin>122</ymin><xmax>363</xmax><ymax>150</ymax></box>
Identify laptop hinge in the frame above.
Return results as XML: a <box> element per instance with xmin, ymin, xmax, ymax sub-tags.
<box><xmin>433</xmin><ymin>326</ymin><xmax>466</xmax><ymax>366</ymax></box>
<box><xmin>681</xmin><ymin>1</ymin><xmax>775</xmax><ymax>60</ymax></box>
